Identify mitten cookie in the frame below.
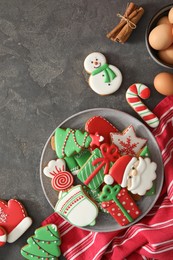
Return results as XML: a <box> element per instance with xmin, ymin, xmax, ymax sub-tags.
<box><xmin>0</xmin><ymin>199</ymin><xmax>32</xmax><ymax>243</ymax></box>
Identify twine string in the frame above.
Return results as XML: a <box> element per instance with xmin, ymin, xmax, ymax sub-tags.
<box><xmin>117</xmin><ymin>13</ymin><xmax>137</xmax><ymax>29</ymax></box>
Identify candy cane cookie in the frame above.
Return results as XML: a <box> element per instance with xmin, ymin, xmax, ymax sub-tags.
<box><xmin>126</xmin><ymin>83</ymin><xmax>159</xmax><ymax>128</ymax></box>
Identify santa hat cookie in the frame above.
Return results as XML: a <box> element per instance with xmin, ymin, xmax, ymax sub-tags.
<box><xmin>104</xmin><ymin>155</ymin><xmax>136</xmax><ymax>186</ymax></box>
<box><xmin>0</xmin><ymin>199</ymin><xmax>32</xmax><ymax>243</ymax></box>
<box><xmin>84</xmin><ymin>52</ymin><xmax>122</xmax><ymax>95</ymax></box>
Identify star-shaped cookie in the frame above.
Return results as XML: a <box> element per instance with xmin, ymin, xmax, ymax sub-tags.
<box><xmin>110</xmin><ymin>125</ymin><xmax>147</xmax><ymax>156</ymax></box>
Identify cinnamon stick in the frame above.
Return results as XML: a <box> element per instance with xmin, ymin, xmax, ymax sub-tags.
<box><xmin>115</xmin><ymin>7</ymin><xmax>144</xmax><ymax>43</ymax></box>
<box><xmin>107</xmin><ymin>3</ymin><xmax>144</xmax><ymax>43</ymax></box>
<box><xmin>107</xmin><ymin>2</ymin><xmax>136</xmax><ymax>39</ymax></box>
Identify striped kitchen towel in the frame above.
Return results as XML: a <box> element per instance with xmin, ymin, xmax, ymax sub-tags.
<box><xmin>42</xmin><ymin>96</ymin><xmax>173</xmax><ymax>260</ymax></box>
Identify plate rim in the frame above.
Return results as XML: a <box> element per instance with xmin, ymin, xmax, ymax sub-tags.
<box><xmin>40</xmin><ymin>108</ymin><xmax>164</xmax><ymax>232</ymax></box>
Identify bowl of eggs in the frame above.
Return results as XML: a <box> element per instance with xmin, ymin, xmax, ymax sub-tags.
<box><xmin>145</xmin><ymin>4</ymin><xmax>173</xmax><ymax>69</ymax></box>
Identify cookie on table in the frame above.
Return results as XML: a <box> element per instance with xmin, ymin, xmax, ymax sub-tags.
<box><xmin>0</xmin><ymin>199</ymin><xmax>32</xmax><ymax>243</ymax></box>
<box><xmin>21</xmin><ymin>224</ymin><xmax>61</xmax><ymax>260</ymax></box>
<box><xmin>84</xmin><ymin>52</ymin><xmax>122</xmax><ymax>95</ymax></box>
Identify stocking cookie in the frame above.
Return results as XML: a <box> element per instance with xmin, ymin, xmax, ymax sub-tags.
<box><xmin>110</xmin><ymin>125</ymin><xmax>147</xmax><ymax>156</ymax></box>
<box><xmin>84</xmin><ymin>52</ymin><xmax>122</xmax><ymax>95</ymax></box>
<box><xmin>21</xmin><ymin>224</ymin><xmax>61</xmax><ymax>259</ymax></box>
<box><xmin>0</xmin><ymin>199</ymin><xmax>32</xmax><ymax>243</ymax></box>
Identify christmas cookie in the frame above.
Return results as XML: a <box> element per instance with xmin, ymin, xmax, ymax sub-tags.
<box><xmin>51</xmin><ymin>170</ymin><xmax>74</xmax><ymax>191</ymax></box>
<box><xmin>105</xmin><ymin>155</ymin><xmax>157</xmax><ymax>196</ymax></box>
<box><xmin>84</xmin><ymin>52</ymin><xmax>122</xmax><ymax>95</ymax></box>
<box><xmin>43</xmin><ymin>159</ymin><xmax>66</xmax><ymax>178</ymax></box>
<box><xmin>55</xmin><ymin>185</ymin><xmax>99</xmax><ymax>227</ymax></box>
<box><xmin>100</xmin><ymin>185</ymin><xmax>141</xmax><ymax>226</ymax></box>
<box><xmin>53</xmin><ymin>127</ymin><xmax>103</xmax><ymax>159</ymax></box>
<box><xmin>85</xmin><ymin>115</ymin><xmax>119</xmax><ymax>145</ymax></box>
<box><xmin>0</xmin><ymin>199</ymin><xmax>32</xmax><ymax>243</ymax></box>
<box><xmin>110</xmin><ymin>125</ymin><xmax>147</xmax><ymax>156</ymax></box>
<box><xmin>77</xmin><ymin>143</ymin><xmax>120</xmax><ymax>190</ymax></box>
<box><xmin>0</xmin><ymin>226</ymin><xmax>7</xmax><ymax>247</ymax></box>
<box><xmin>21</xmin><ymin>224</ymin><xmax>61</xmax><ymax>259</ymax></box>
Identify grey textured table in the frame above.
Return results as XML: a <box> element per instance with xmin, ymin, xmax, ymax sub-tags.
<box><xmin>0</xmin><ymin>0</ymin><xmax>171</xmax><ymax>259</ymax></box>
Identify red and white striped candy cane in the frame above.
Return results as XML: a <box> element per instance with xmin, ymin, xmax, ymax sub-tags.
<box><xmin>126</xmin><ymin>83</ymin><xmax>159</xmax><ymax>128</ymax></box>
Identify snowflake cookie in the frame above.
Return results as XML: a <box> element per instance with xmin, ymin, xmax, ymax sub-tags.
<box><xmin>110</xmin><ymin>125</ymin><xmax>147</xmax><ymax>156</ymax></box>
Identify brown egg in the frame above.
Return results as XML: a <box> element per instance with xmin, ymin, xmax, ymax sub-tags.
<box><xmin>154</xmin><ymin>72</ymin><xmax>173</xmax><ymax>96</ymax></box>
<box><xmin>158</xmin><ymin>44</ymin><xmax>173</xmax><ymax>65</ymax></box>
<box><xmin>168</xmin><ymin>7</ymin><xmax>173</xmax><ymax>24</ymax></box>
<box><xmin>149</xmin><ymin>24</ymin><xmax>173</xmax><ymax>50</ymax></box>
<box><xmin>157</xmin><ymin>16</ymin><xmax>170</xmax><ymax>25</ymax></box>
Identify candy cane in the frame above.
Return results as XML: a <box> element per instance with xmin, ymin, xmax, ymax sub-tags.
<box><xmin>126</xmin><ymin>83</ymin><xmax>159</xmax><ymax>128</ymax></box>
<box><xmin>51</xmin><ymin>171</ymin><xmax>74</xmax><ymax>191</ymax></box>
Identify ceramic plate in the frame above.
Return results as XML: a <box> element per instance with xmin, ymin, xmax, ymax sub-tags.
<box><xmin>40</xmin><ymin>108</ymin><xmax>164</xmax><ymax>232</ymax></box>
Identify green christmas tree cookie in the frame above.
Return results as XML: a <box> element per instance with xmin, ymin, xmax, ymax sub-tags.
<box><xmin>21</xmin><ymin>224</ymin><xmax>61</xmax><ymax>260</ymax></box>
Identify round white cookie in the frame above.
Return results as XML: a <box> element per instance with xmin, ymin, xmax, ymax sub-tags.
<box><xmin>84</xmin><ymin>52</ymin><xmax>122</xmax><ymax>95</ymax></box>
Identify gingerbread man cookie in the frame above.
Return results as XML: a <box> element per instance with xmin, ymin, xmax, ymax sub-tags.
<box><xmin>84</xmin><ymin>52</ymin><xmax>122</xmax><ymax>95</ymax></box>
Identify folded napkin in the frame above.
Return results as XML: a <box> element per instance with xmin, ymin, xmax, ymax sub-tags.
<box><xmin>42</xmin><ymin>96</ymin><xmax>173</xmax><ymax>260</ymax></box>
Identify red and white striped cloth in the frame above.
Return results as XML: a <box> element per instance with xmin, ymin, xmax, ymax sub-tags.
<box><xmin>42</xmin><ymin>96</ymin><xmax>173</xmax><ymax>260</ymax></box>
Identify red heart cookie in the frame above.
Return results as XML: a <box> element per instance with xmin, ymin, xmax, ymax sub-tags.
<box><xmin>0</xmin><ymin>226</ymin><xmax>7</xmax><ymax>247</ymax></box>
<box><xmin>85</xmin><ymin>116</ymin><xmax>118</xmax><ymax>144</ymax></box>
<box><xmin>0</xmin><ymin>199</ymin><xmax>32</xmax><ymax>243</ymax></box>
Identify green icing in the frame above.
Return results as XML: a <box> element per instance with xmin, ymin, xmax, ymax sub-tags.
<box><xmin>74</xmin><ymin>149</ymin><xmax>91</xmax><ymax>167</ymax></box>
<box><xmin>140</xmin><ymin>145</ymin><xmax>155</xmax><ymax>195</ymax></box>
<box><xmin>55</xmin><ymin>128</ymin><xmax>91</xmax><ymax>158</ymax></box>
<box><xmin>77</xmin><ymin>148</ymin><xmax>105</xmax><ymax>190</ymax></box>
<box><xmin>21</xmin><ymin>224</ymin><xmax>61</xmax><ymax>260</ymax></box>
<box><xmin>91</xmin><ymin>63</ymin><xmax>116</xmax><ymax>83</ymax></box>
<box><xmin>140</xmin><ymin>145</ymin><xmax>151</xmax><ymax>157</ymax></box>
<box><xmin>65</xmin><ymin>156</ymin><xmax>79</xmax><ymax>173</ymax></box>
<box><xmin>100</xmin><ymin>185</ymin><xmax>134</xmax><ymax>223</ymax></box>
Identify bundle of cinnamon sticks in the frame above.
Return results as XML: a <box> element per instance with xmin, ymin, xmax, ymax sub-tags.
<box><xmin>107</xmin><ymin>2</ymin><xmax>144</xmax><ymax>43</ymax></box>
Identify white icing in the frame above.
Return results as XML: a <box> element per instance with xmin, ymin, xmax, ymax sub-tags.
<box><xmin>110</xmin><ymin>125</ymin><xmax>147</xmax><ymax>156</ymax></box>
<box><xmin>104</xmin><ymin>174</ymin><xmax>114</xmax><ymax>185</ymax></box>
<box><xmin>84</xmin><ymin>52</ymin><xmax>106</xmax><ymax>73</ymax></box>
<box><xmin>7</xmin><ymin>216</ymin><xmax>32</xmax><ymax>243</ymax></box>
<box><xmin>43</xmin><ymin>159</ymin><xmax>66</xmax><ymax>178</ymax></box>
<box><xmin>128</xmin><ymin>157</ymin><xmax>157</xmax><ymax>196</ymax></box>
<box><xmin>84</xmin><ymin>52</ymin><xmax>122</xmax><ymax>95</ymax></box>
<box><xmin>55</xmin><ymin>185</ymin><xmax>98</xmax><ymax>227</ymax></box>
<box><xmin>0</xmin><ymin>234</ymin><xmax>6</xmax><ymax>243</ymax></box>
<box><xmin>89</xmin><ymin>64</ymin><xmax>122</xmax><ymax>95</ymax></box>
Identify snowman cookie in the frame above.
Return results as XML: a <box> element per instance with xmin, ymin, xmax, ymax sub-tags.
<box><xmin>84</xmin><ymin>52</ymin><xmax>122</xmax><ymax>95</ymax></box>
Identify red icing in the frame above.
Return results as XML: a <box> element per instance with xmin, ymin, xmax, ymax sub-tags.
<box><xmin>85</xmin><ymin>116</ymin><xmax>118</xmax><ymax>145</ymax></box>
<box><xmin>102</xmin><ymin>188</ymin><xmax>140</xmax><ymax>226</ymax></box>
<box><xmin>109</xmin><ymin>155</ymin><xmax>132</xmax><ymax>184</ymax></box>
<box><xmin>84</xmin><ymin>144</ymin><xmax>120</xmax><ymax>185</ymax></box>
<box><xmin>0</xmin><ymin>226</ymin><xmax>6</xmax><ymax>247</ymax></box>
<box><xmin>0</xmin><ymin>199</ymin><xmax>27</xmax><ymax>234</ymax></box>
